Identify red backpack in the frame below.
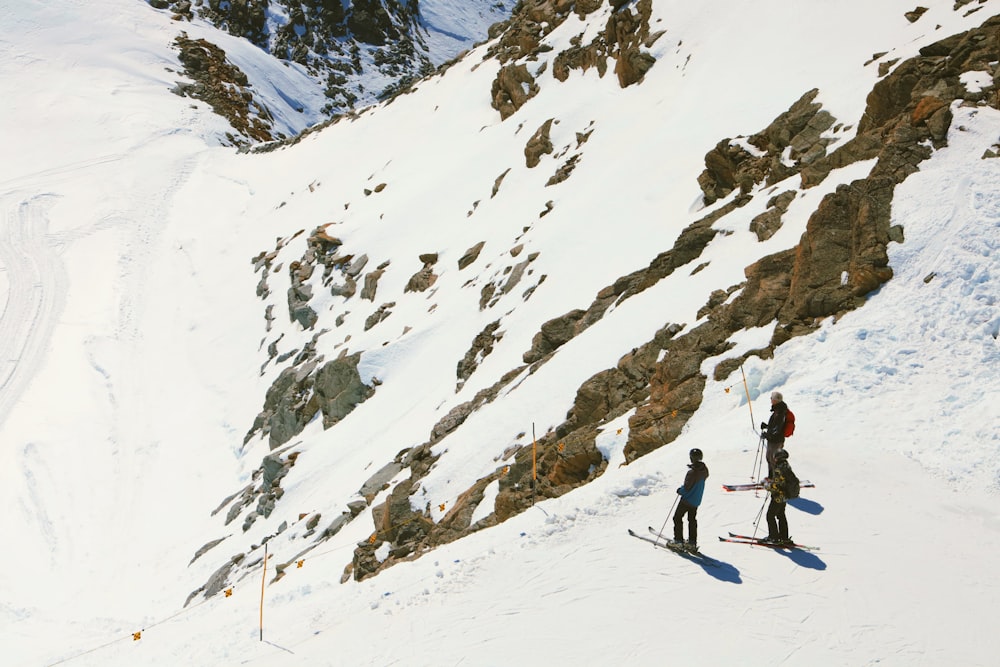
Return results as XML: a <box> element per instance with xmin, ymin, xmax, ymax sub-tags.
<box><xmin>783</xmin><ymin>409</ymin><xmax>796</xmax><ymax>438</ymax></box>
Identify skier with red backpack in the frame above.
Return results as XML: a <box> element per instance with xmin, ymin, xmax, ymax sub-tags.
<box><xmin>760</xmin><ymin>391</ymin><xmax>794</xmax><ymax>477</ymax></box>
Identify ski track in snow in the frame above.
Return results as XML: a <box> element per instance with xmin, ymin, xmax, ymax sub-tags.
<box><xmin>0</xmin><ymin>196</ymin><xmax>68</xmax><ymax>428</ymax></box>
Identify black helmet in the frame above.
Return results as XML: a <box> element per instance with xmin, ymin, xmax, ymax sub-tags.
<box><xmin>775</xmin><ymin>448</ymin><xmax>789</xmax><ymax>461</ymax></box>
<box><xmin>689</xmin><ymin>448</ymin><xmax>703</xmax><ymax>462</ymax></box>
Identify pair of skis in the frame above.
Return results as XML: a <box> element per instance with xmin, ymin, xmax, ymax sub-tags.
<box><xmin>722</xmin><ymin>480</ymin><xmax>814</xmax><ymax>492</ymax></box>
<box><xmin>719</xmin><ymin>532</ymin><xmax>818</xmax><ymax>551</ymax></box>
<box><xmin>627</xmin><ymin>527</ymin><xmax>722</xmax><ymax>567</ymax></box>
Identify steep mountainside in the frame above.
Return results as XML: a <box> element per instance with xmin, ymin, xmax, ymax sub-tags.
<box><xmin>5</xmin><ymin>1</ymin><xmax>1000</xmax><ymax>665</ymax></box>
<box><xmin>176</xmin><ymin>0</ymin><xmax>1000</xmax><ymax>595</ymax></box>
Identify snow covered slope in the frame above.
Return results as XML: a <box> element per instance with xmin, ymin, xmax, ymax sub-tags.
<box><xmin>1</xmin><ymin>1</ymin><xmax>999</xmax><ymax>666</ymax></box>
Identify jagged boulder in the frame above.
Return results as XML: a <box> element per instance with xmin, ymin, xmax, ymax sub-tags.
<box><xmin>522</xmin><ymin>309</ymin><xmax>587</xmax><ymax>364</ymax></box>
<box><xmin>458</xmin><ymin>241</ymin><xmax>486</xmax><ymax>270</ymax></box>
<box><xmin>246</xmin><ymin>352</ymin><xmax>373</xmax><ymax>449</ymax></box>
<box><xmin>361</xmin><ymin>262</ymin><xmax>389</xmax><ymax>300</ymax></box>
<box><xmin>607</xmin><ymin>0</ymin><xmax>659</xmax><ymax>87</ymax></box>
<box><xmin>525</xmin><ymin>119</ymin><xmax>555</xmax><ymax>167</ymax></box>
<box><xmin>404</xmin><ymin>253</ymin><xmax>439</xmax><ymax>293</ymax></box>
<box><xmin>491</xmin><ymin>63</ymin><xmax>540</xmax><ymax>119</ymax></box>
<box><xmin>457</xmin><ymin>320</ymin><xmax>502</xmax><ymax>385</ymax></box>
<box><xmin>697</xmin><ymin>89</ymin><xmax>835</xmax><ymax>205</ymax></box>
<box><xmin>749</xmin><ymin>190</ymin><xmax>797</xmax><ymax>241</ymax></box>
<box><xmin>313</xmin><ymin>352</ymin><xmax>375</xmax><ymax>428</ymax></box>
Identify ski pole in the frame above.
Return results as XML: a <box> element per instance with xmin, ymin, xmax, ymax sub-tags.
<box><xmin>751</xmin><ymin>492</ymin><xmax>769</xmax><ymax>540</ymax></box>
<box><xmin>751</xmin><ymin>433</ymin><xmax>765</xmax><ymax>482</ymax></box>
<box><xmin>531</xmin><ymin>423</ymin><xmax>537</xmax><ymax>507</ymax></box>
<box><xmin>654</xmin><ymin>494</ymin><xmax>680</xmax><ymax>547</ymax></box>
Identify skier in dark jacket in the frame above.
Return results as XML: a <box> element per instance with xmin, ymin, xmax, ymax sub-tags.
<box><xmin>673</xmin><ymin>448</ymin><xmax>709</xmax><ymax>550</ymax></box>
<box><xmin>763</xmin><ymin>448</ymin><xmax>793</xmax><ymax>545</ymax></box>
<box><xmin>760</xmin><ymin>391</ymin><xmax>789</xmax><ymax>477</ymax></box>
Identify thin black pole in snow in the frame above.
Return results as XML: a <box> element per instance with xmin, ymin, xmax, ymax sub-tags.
<box><xmin>752</xmin><ymin>433</ymin><xmax>766</xmax><ymax>483</ymax></box>
<box><xmin>531</xmin><ymin>423</ymin><xmax>537</xmax><ymax>506</ymax></box>
<box><xmin>655</xmin><ymin>495</ymin><xmax>680</xmax><ymax>547</ymax></box>
<box><xmin>752</xmin><ymin>493</ymin><xmax>769</xmax><ymax>541</ymax></box>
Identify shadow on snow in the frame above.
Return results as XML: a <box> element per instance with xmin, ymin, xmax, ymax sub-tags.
<box><xmin>788</xmin><ymin>496</ymin><xmax>824</xmax><ymax>515</ymax></box>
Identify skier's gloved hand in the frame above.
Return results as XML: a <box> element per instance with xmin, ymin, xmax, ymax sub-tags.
<box><xmin>676</xmin><ymin>487</ymin><xmax>683</xmax><ymax>495</ymax></box>
<box><xmin>760</xmin><ymin>422</ymin><xmax>768</xmax><ymax>430</ymax></box>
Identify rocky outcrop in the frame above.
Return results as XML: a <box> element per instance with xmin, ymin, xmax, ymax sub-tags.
<box><xmin>245</xmin><ymin>351</ymin><xmax>373</xmax><ymax>450</ymax></box>
<box><xmin>488</xmin><ymin>0</ymin><xmax>576</xmax><ymax>64</ymax></box>
<box><xmin>404</xmin><ymin>253</ymin><xmax>439</xmax><ymax>293</ymax></box>
<box><xmin>749</xmin><ymin>190</ymin><xmax>797</xmax><ymax>241</ymax></box>
<box><xmin>457</xmin><ymin>321</ymin><xmax>503</xmax><ymax>388</ymax></box>
<box><xmin>155</xmin><ymin>0</ymin><xmax>440</xmax><ymax>117</ymax></box>
<box><xmin>630</xmin><ymin>15</ymin><xmax>1000</xmax><ymax>459</ymax></box>
<box><xmin>525</xmin><ymin>119</ymin><xmax>555</xmax><ymax>167</ymax></box>
<box><xmin>361</xmin><ymin>262</ymin><xmax>389</xmax><ymax>301</ymax></box>
<box><xmin>490</xmin><ymin>0</ymin><xmax>662</xmax><ymax>119</ymax></box>
<box><xmin>478</xmin><ymin>251</ymin><xmax>542</xmax><ymax>310</ymax></box>
<box><xmin>171</xmin><ymin>33</ymin><xmax>279</xmax><ymax>144</ymax></box>
<box><xmin>697</xmin><ymin>89</ymin><xmax>836</xmax><ymax>205</ymax></box>
<box><xmin>458</xmin><ymin>241</ymin><xmax>486</xmax><ymax>270</ymax></box>
<box><xmin>491</xmin><ymin>63</ymin><xmax>540</xmax><ymax>120</ymax></box>
<box><xmin>606</xmin><ymin>0</ymin><xmax>660</xmax><ymax>87</ymax></box>
<box><xmin>522</xmin><ymin>309</ymin><xmax>587</xmax><ymax>364</ymax></box>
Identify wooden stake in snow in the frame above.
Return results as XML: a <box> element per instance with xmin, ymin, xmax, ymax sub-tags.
<box><xmin>259</xmin><ymin>543</ymin><xmax>268</xmax><ymax>642</ymax></box>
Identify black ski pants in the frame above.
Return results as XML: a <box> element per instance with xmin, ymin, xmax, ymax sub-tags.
<box><xmin>673</xmin><ymin>498</ymin><xmax>698</xmax><ymax>545</ymax></box>
<box><xmin>766</xmin><ymin>498</ymin><xmax>789</xmax><ymax>540</ymax></box>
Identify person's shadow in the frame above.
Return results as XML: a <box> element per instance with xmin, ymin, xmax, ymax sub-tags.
<box><xmin>773</xmin><ymin>546</ymin><xmax>827</xmax><ymax>570</ymax></box>
<box><xmin>699</xmin><ymin>557</ymin><xmax>742</xmax><ymax>583</ymax></box>
<box><xmin>788</xmin><ymin>496</ymin><xmax>823</xmax><ymax>516</ymax></box>
<box><xmin>782</xmin><ymin>496</ymin><xmax>826</xmax><ymax>569</ymax></box>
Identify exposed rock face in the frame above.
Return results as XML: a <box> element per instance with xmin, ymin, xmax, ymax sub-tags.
<box><xmin>245</xmin><ymin>351</ymin><xmax>373</xmax><ymax>450</ymax></box>
<box><xmin>458</xmin><ymin>241</ymin><xmax>486</xmax><ymax>270</ymax></box>
<box><xmin>525</xmin><ymin>119</ymin><xmax>555</xmax><ymax>167</ymax></box>
<box><xmin>491</xmin><ymin>63</ymin><xmax>540</xmax><ymax>120</ymax></box>
<box><xmin>314</xmin><ymin>352</ymin><xmax>377</xmax><ymax>428</ymax></box>
<box><xmin>404</xmin><ymin>253</ymin><xmax>439</xmax><ymax>293</ymax></box>
<box><xmin>697</xmin><ymin>89</ymin><xmax>836</xmax><ymax>206</ymax></box>
<box><xmin>171</xmin><ymin>33</ymin><xmax>279</xmax><ymax>144</ymax></box>
<box><xmin>154</xmin><ymin>0</ymin><xmax>447</xmax><ymax>116</ymax></box>
<box><xmin>490</xmin><ymin>0</ymin><xmax>663</xmax><ymax>119</ymax></box>
<box><xmin>629</xmin><ymin>15</ymin><xmax>1000</xmax><ymax>460</ymax></box>
<box><xmin>606</xmin><ymin>0</ymin><xmax>660</xmax><ymax>87</ymax></box>
<box><xmin>457</xmin><ymin>320</ymin><xmax>503</xmax><ymax>387</ymax></box>
<box><xmin>749</xmin><ymin>190</ymin><xmax>797</xmax><ymax>241</ymax></box>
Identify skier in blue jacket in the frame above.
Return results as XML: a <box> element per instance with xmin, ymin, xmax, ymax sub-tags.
<box><xmin>673</xmin><ymin>448</ymin><xmax>709</xmax><ymax>550</ymax></box>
